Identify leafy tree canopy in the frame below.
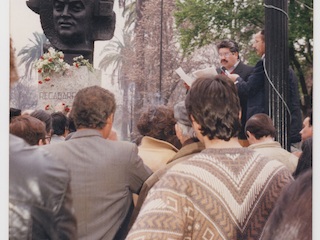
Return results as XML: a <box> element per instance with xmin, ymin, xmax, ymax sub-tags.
<box><xmin>174</xmin><ymin>0</ymin><xmax>313</xmax><ymax>66</ymax></box>
<box><xmin>174</xmin><ymin>0</ymin><xmax>313</xmax><ymax>110</ymax></box>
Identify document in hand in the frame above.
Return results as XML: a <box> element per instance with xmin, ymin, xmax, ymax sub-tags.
<box><xmin>175</xmin><ymin>67</ymin><xmax>195</xmax><ymax>87</ymax></box>
<box><xmin>175</xmin><ymin>66</ymin><xmax>218</xmax><ymax>88</ymax></box>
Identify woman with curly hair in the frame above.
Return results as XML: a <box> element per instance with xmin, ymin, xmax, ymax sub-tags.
<box><xmin>136</xmin><ymin>105</ymin><xmax>181</xmax><ymax>172</ymax></box>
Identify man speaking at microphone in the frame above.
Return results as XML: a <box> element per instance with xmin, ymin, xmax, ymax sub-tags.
<box><xmin>216</xmin><ymin>39</ymin><xmax>253</xmax><ymax>146</ymax></box>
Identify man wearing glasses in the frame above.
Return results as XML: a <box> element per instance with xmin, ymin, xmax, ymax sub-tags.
<box><xmin>228</xmin><ymin>30</ymin><xmax>303</xmax><ymax>152</ymax></box>
<box><xmin>216</xmin><ymin>40</ymin><xmax>253</xmax><ymax>146</ymax></box>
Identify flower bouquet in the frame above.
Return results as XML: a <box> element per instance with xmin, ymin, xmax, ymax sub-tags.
<box><xmin>35</xmin><ymin>47</ymin><xmax>94</xmax><ymax>84</ymax></box>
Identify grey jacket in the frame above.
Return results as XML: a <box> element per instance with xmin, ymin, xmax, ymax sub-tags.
<box><xmin>43</xmin><ymin>129</ymin><xmax>152</xmax><ymax>240</ymax></box>
<box><xmin>9</xmin><ymin>134</ymin><xmax>77</xmax><ymax>240</ymax></box>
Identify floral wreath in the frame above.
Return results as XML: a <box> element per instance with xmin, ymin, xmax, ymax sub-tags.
<box><xmin>35</xmin><ymin>47</ymin><xmax>94</xmax><ymax>84</ymax></box>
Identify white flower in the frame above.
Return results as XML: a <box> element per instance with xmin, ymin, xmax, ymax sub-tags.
<box><xmin>48</xmin><ymin>47</ymin><xmax>55</xmax><ymax>54</ymax></box>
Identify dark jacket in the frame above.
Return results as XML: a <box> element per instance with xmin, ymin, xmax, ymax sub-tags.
<box><xmin>236</xmin><ymin>59</ymin><xmax>266</xmax><ymax>121</ymax></box>
<box><xmin>235</xmin><ymin>60</ymin><xmax>302</xmax><ymax>144</ymax></box>
<box><xmin>9</xmin><ymin>134</ymin><xmax>77</xmax><ymax>240</ymax></box>
<box><xmin>217</xmin><ymin>61</ymin><xmax>254</xmax><ymax>139</ymax></box>
<box><xmin>288</xmin><ymin>68</ymin><xmax>302</xmax><ymax>143</ymax></box>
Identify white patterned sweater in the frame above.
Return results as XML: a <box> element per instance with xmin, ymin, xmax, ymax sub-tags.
<box><xmin>126</xmin><ymin>148</ymin><xmax>293</xmax><ymax>240</ymax></box>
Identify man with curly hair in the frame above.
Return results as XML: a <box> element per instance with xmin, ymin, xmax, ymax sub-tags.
<box><xmin>127</xmin><ymin>75</ymin><xmax>293</xmax><ymax>239</ymax></box>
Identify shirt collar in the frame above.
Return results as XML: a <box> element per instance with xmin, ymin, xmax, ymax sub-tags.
<box><xmin>228</xmin><ymin>59</ymin><xmax>240</xmax><ymax>72</ymax></box>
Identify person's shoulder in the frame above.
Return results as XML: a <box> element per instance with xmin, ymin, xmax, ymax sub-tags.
<box><xmin>238</xmin><ymin>61</ymin><xmax>254</xmax><ymax>70</ymax></box>
<box><xmin>10</xmin><ymin>135</ymin><xmax>70</xmax><ymax>179</ymax></box>
<box><xmin>106</xmin><ymin>140</ymin><xmax>140</xmax><ymax>158</ymax></box>
<box><xmin>108</xmin><ymin>139</ymin><xmax>137</xmax><ymax>149</ymax></box>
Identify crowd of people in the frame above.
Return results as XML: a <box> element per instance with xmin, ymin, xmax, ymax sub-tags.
<box><xmin>9</xmin><ymin>28</ymin><xmax>312</xmax><ymax>239</ymax></box>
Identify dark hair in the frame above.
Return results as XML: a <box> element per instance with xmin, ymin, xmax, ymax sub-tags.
<box><xmin>10</xmin><ymin>108</ymin><xmax>21</xmax><ymax>123</ymax></box>
<box><xmin>10</xmin><ymin>115</ymin><xmax>46</xmax><ymax>146</ymax></box>
<box><xmin>51</xmin><ymin>112</ymin><xmax>68</xmax><ymax>136</ymax></box>
<box><xmin>216</xmin><ymin>39</ymin><xmax>239</xmax><ymax>53</ymax></box>
<box><xmin>67</xmin><ymin>115</ymin><xmax>77</xmax><ymax>133</ymax></box>
<box><xmin>30</xmin><ymin>109</ymin><xmax>52</xmax><ymax>135</ymax></box>
<box><xmin>260</xmin><ymin>169</ymin><xmax>312</xmax><ymax>240</ymax></box>
<box><xmin>185</xmin><ymin>75</ymin><xmax>241</xmax><ymax>141</ymax></box>
<box><xmin>71</xmin><ymin>86</ymin><xmax>116</xmax><ymax>129</ymax></box>
<box><xmin>293</xmin><ymin>137</ymin><xmax>312</xmax><ymax>179</ymax></box>
<box><xmin>245</xmin><ymin>113</ymin><xmax>276</xmax><ymax>139</ymax></box>
<box><xmin>137</xmin><ymin>105</ymin><xmax>181</xmax><ymax>149</ymax></box>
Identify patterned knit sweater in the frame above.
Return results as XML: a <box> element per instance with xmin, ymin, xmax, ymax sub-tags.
<box><xmin>126</xmin><ymin>148</ymin><xmax>293</xmax><ymax>240</ymax></box>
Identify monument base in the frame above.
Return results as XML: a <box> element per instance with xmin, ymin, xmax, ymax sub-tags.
<box><xmin>37</xmin><ymin>66</ymin><xmax>101</xmax><ymax>112</ymax></box>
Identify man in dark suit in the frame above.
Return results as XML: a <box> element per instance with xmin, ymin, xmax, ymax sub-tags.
<box><xmin>228</xmin><ymin>30</ymin><xmax>302</xmax><ymax>150</ymax></box>
<box><xmin>216</xmin><ymin>39</ymin><xmax>253</xmax><ymax>146</ymax></box>
<box><xmin>43</xmin><ymin>86</ymin><xmax>152</xmax><ymax>240</ymax></box>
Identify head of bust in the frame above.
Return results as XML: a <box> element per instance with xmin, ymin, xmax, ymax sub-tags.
<box><xmin>26</xmin><ymin>0</ymin><xmax>116</xmax><ymax>62</ymax></box>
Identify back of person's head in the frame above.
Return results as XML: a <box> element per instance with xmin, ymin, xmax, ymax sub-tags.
<box><xmin>71</xmin><ymin>86</ymin><xmax>116</xmax><ymax>129</ymax></box>
<box><xmin>185</xmin><ymin>75</ymin><xmax>241</xmax><ymax>141</ymax></box>
<box><xmin>260</xmin><ymin>169</ymin><xmax>312</xmax><ymax>240</ymax></box>
<box><xmin>30</xmin><ymin>109</ymin><xmax>52</xmax><ymax>135</ymax></box>
<box><xmin>10</xmin><ymin>115</ymin><xmax>47</xmax><ymax>146</ymax></box>
<box><xmin>216</xmin><ymin>39</ymin><xmax>239</xmax><ymax>53</ymax></box>
<box><xmin>293</xmin><ymin>137</ymin><xmax>312</xmax><ymax>179</ymax></box>
<box><xmin>51</xmin><ymin>112</ymin><xmax>68</xmax><ymax>136</ymax></box>
<box><xmin>174</xmin><ymin>101</ymin><xmax>196</xmax><ymax>140</ymax></box>
<box><xmin>67</xmin><ymin>115</ymin><xmax>77</xmax><ymax>133</ymax></box>
<box><xmin>245</xmin><ymin>113</ymin><xmax>276</xmax><ymax>139</ymax></box>
<box><xmin>137</xmin><ymin>105</ymin><xmax>181</xmax><ymax>149</ymax></box>
<box><xmin>10</xmin><ymin>108</ymin><xmax>21</xmax><ymax>123</ymax></box>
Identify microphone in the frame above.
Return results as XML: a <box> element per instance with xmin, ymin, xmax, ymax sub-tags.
<box><xmin>221</xmin><ymin>66</ymin><xmax>230</xmax><ymax>75</ymax></box>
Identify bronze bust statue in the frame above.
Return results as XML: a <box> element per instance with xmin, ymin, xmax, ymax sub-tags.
<box><xmin>26</xmin><ymin>0</ymin><xmax>116</xmax><ymax>64</ymax></box>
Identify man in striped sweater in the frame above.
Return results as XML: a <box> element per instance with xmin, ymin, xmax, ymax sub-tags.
<box><xmin>127</xmin><ymin>75</ymin><xmax>293</xmax><ymax>240</ymax></box>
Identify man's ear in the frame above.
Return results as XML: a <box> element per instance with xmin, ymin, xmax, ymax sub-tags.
<box><xmin>38</xmin><ymin>139</ymin><xmax>45</xmax><ymax>146</ymax></box>
<box><xmin>101</xmin><ymin>113</ymin><xmax>114</xmax><ymax>139</ymax></box>
<box><xmin>246</xmin><ymin>131</ymin><xmax>255</xmax><ymax>140</ymax></box>
<box><xmin>107</xmin><ymin>113</ymin><xmax>114</xmax><ymax>125</ymax></box>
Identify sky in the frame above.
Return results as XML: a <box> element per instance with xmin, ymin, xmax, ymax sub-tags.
<box><xmin>2</xmin><ymin>0</ymin><xmax>320</xmax><ymax>238</ymax></box>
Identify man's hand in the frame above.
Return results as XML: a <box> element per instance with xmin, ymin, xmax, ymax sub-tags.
<box><xmin>227</xmin><ymin>73</ymin><xmax>240</xmax><ymax>82</ymax></box>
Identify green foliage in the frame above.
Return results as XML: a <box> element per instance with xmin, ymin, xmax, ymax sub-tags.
<box><xmin>174</xmin><ymin>0</ymin><xmax>313</xmax><ymax>108</ymax></box>
<box><xmin>175</xmin><ymin>0</ymin><xmax>264</xmax><ymax>58</ymax></box>
<box><xmin>288</xmin><ymin>0</ymin><xmax>313</xmax><ymax>69</ymax></box>
<box><xmin>174</xmin><ymin>0</ymin><xmax>312</xmax><ymax>64</ymax></box>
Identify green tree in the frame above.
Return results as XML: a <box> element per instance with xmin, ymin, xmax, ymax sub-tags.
<box><xmin>288</xmin><ymin>0</ymin><xmax>313</xmax><ymax>111</ymax></box>
<box><xmin>175</xmin><ymin>0</ymin><xmax>264</xmax><ymax>59</ymax></box>
<box><xmin>175</xmin><ymin>0</ymin><xmax>313</xmax><ymax>110</ymax></box>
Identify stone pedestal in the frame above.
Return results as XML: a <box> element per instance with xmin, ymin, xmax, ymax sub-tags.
<box><xmin>37</xmin><ymin>66</ymin><xmax>101</xmax><ymax>111</ymax></box>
